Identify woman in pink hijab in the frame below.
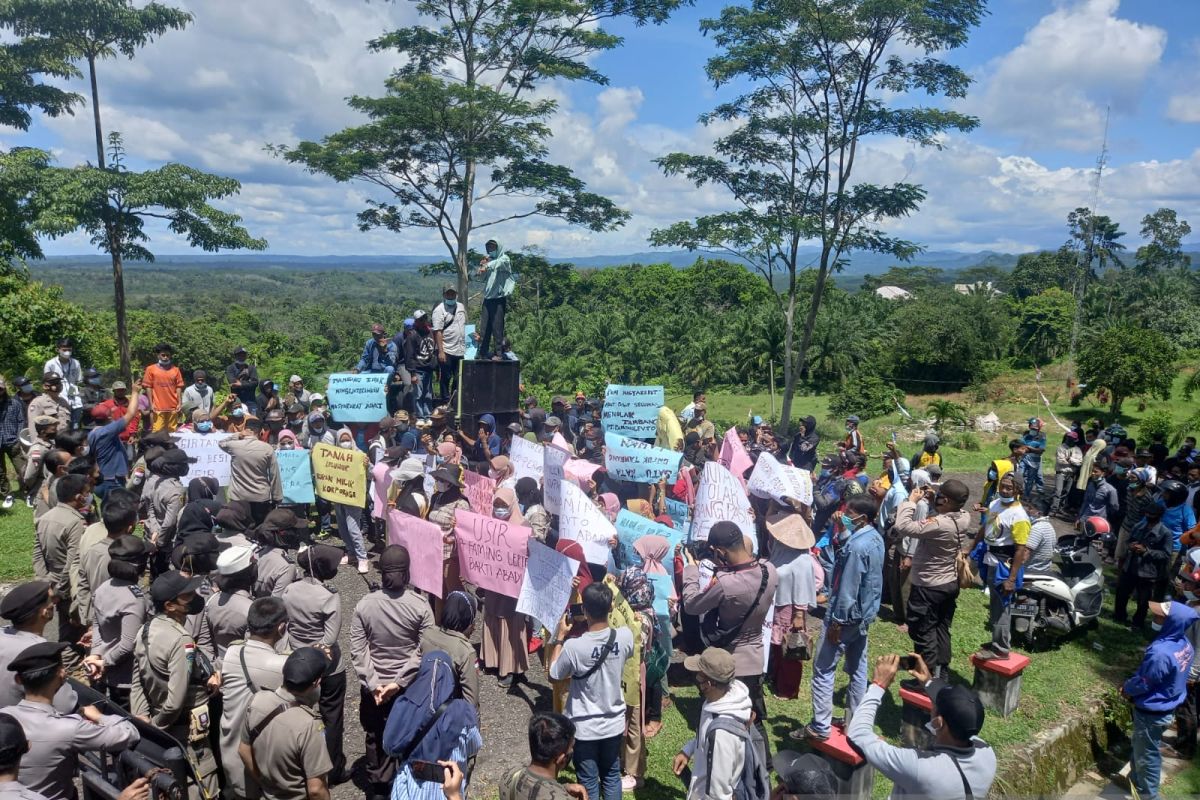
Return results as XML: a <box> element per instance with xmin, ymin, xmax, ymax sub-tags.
<box><xmin>481</xmin><ymin>487</ymin><xmax>529</xmax><ymax>687</ymax></box>
<box><xmin>437</xmin><ymin>439</ymin><xmax>462</xmax><ymax>465</ymax></box>
<box><xmin>597</xmin><ymin>492</ymin><xmax>620</xmax><ymax>522</ymax></box>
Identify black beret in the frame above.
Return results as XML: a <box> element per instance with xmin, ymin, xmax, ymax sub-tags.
<box><xmin>282</xmin><ymin>647</ymin><xmax>328</xmax><ymax>688</ymax></box>
<box><xmin>108</xmin><ymin>535</ymin><xmax>147</xmax><ymax>562</ymax></box>
<box><xmin>298</xmin><ymin>545</ymin><xmax>342</xmax><ymax>580</ymax></box>
<box><xmin>0</xmin><ymin>582</ymin><xmax>51</xmax><ymax>623</ymax></box>
<box><xmin>0</xmin><ymin>714</ymin><xmax>28</xmax><ymax>763</ymax></box>
<box><xmin>140</xmin><ymin>431</ymin><xmax>173</xmax><ymax>447</ymax></box>
<box><xmin>182</xmin><ymin>533</ymin><xmax>220</xmax><ymax>555</ymax></box>
<box><xmin>7</xmin><ymin>641</ymin><xmax>69</xmax><ymax>673</ymax></box>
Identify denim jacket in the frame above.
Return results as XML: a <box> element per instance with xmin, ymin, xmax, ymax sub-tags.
<box><xmin>355</xmin><ymin>337</ymin><xmax>398</xmax><ymax>374</ymax></box>
<box><xmin>827</xmin><ymin>524</ymin><xmax>885</xmax><ymax>628</ymax></box>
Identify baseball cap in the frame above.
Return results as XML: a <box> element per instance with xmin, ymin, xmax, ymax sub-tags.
<box><xmin>149</xmin><ymin>572</ymin><xmax>204</xmax><ymax>607</ymax></box>
<box><xmin>546</xmin><ymin>416</ymin><xmax>562</xmax><ymax>428</ymax></box>
<box><xmin>707</xmin><ymin>521</ymin><xmax>743</xmax><ymax>549</ymax></box>
<box><xmin>442</xmin><ymin>284</ymin><xmax>458</xmax><ymax>295</ymax></box>
<box><xmin>371</xmin><ymin>323</ymin><xmax>387</xmax><ymax>337</ymax></box>
<box><xmin>413</xmin><ymin>309</ymin><xmax>427</xmax><ymax>321</ymax></box>
<box><xmin>309</xmin><ymin>393</ymin><xmax>325</xmax><ymax>404</ymax></box>
<box><xmin>282</xmin><ymin>647</ymin><xmax>328</xmax><ymax>688</ymax></box>
<box><xmin>927</xmin><ymin>679</ymin><xmax>986</xmax><ymax>740</ymax></box>
<box><xmin>575</xmin><ymin>391</ymin><xmax>586</xmax><ymax>400</ymax></box>
<box><xmin>683</xmin><ymin>647</ymin><xmax>736</xmax><ymax>683</ymax></box>
<box><xmin>233</xmin><ymin>346</ymin><xmax>248</xmax><ymax>356</ymax></box>
<box><xmin>289</xmin><ymin>375</ymin><xmax>302</xmax><ymax>383</ymax></box>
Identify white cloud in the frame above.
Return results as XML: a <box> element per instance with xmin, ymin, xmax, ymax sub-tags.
<box><xmin>962</xmin><ymin>0</ymin><xmax>1166</xmax><ymax>149</ymax></box>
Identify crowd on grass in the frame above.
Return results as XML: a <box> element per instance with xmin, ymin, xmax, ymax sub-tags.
<box><xmin>0</xmin><ymin>276</ymin><xmax>1198</xmax><ymax>800</ymax></box>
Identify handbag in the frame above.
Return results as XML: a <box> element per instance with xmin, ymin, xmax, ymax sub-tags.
<box><xmin>955</xmin><ymin>523</ymin><xmax>978</xmax><ymax>590</ymax></box>
<box><xmin>782</xmin><ymin>627</ymin><xmax>812</xmax><ymax>661</ymax></box>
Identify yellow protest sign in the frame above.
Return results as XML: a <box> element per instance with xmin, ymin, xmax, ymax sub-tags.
<box><xmin>312</xmin><ymin>442</ymin><xmax>368</xmax><ymax>508</ymax></box>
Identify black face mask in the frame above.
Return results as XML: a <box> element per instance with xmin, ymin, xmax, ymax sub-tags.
<box><xmin>185</xmin><ymin>595</ymin><xmax>205</xmax><ymax>615</ymax></box>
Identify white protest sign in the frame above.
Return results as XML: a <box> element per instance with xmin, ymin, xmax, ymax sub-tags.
<box><xmin>325</xmin><ymin>372</ymin><xmax>389</xmax><ymax>423</ymax></box>
<box><xmin>516</xmin><ymin>540</ymin><xmax>580</xmax><ymax>633</ymax></box>
<box><xmin>601</xmin><ymin>384</ymin><xmax>664</xmax><ymax>439</ymax></box>
<box><xmin>692</xmin><ymin>461</ymin><xmax>755</xmax><ymax>542</ymax></box>
<box><xmin>543</xmin><ymin>444</ymin><xmax>570</xmax><ymax>515</ymax></box>
<box><xmin>173</xmin><ymin>432</ymin><xmax>232</xmax><ymax>486</ymax></box>
<box><xmin>603</xmin><ymin>431</ymin><xmax>682</xmax><ymax>483</ymax></box>
<box><xmin>559</xmin><ymin>480</ymin><xmax>615</xmax><ymax>564</ymax></box>
<box><xmin>508</xmin><ymin>437</ymin><xmax>544</xmax><ymax>483</ymax></box>
<box><xmin>748</xmin><ymin>455</ymin><xmax>814</xmax><ymax>506</ymax></box>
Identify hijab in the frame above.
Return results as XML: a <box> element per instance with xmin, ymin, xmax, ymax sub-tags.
<box><xmin>627</xmin><ymin>499</ymin><xmax>654</xmax><ymax>521</ymax></box>
<box><xmin>379</xmin><ymin>544</ymin><xmax>411</xmax><ymax>593</ymax></box>
<box><xmin>187</xmin><ymin>477</ymin><xmax>219</xmax><ymax>502</ymax></box>
<box><xmin>554</xmin><ymin>539</ymin><xmax>594</xmax><ymax>594</ymax></box>
<box><xmin>618</xmin><ymin>566</ymin><xmax>654</xmax><ymax>613</ymax></box>
<box><xmin>178</xmin><ymin>499</ymin><xmax>222</xmax><ymax>537</ymax></box>
<box><xmin>437</xmin><ymin>440</ymin><xmax>462</xmax><ymax>465</ymax></box>
<box><xmin>515</xmin><ymin>477</ymin><xmax>542</xmax><ymax>509</ymax></box>
<box><xmin>599</xmin><ymin>493</ymin><xmax>620</xmax><ymax>522</ymax></box>
<box><xmin>382</xmin><ymin>651</ymin><xmax>479</xmax><ymax>764</ymax></box>
<box><xmin>299</xmin><ymin>544</ymin><xmax>342</xmax><ymax>582</ymax></box>
<box><xmin>440</xmin><ymin>591</ymin><xmax>477</xmax><ymax>634</ymax></box>
<box><xmin>214</xmin><ymin>501</ymin><xmax>254</xmax><ymax>534</ymax></box>
<box><xmin>656</xmin><ymin>406</ymin><xmax>684</xmax><ymax>451</ymax></box>
<box><xmin>493</xmin><ymin>487</ymin><xmax>525</xmax><ymax>526</ymax></box>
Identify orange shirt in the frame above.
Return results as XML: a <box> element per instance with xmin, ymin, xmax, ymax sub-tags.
<box><xmin>141</xmin><ymin>364</ymin><xmax>183</xmax><ymax>412</ymax></box>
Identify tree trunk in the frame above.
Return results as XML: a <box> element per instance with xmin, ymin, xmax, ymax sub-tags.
<box><xmin>456</xmin><ymin>158</ymin><xmax>476</xmax><ymax>307</ymax></box>
<box><xmin>792</xmin><ymin>253</ymin><xmax>834</xmax><ymax>415</ymax></box>
<box><xmin>113</xmin><ymin>249</ymin><xmax>130</xmax><ymax>379</ymax></box>
<box><xmin>1110</xmin><ymin>393</ymin><xmax>1122</xmax><ymax>418</ymax></box>
<box><xmin>87</xmin><ymin>55</ymin><xmax>105</xmax><ymax>168</ymax></box>
<box><xmin>778</xmin><ymin>289</ymin><xmax>797</xmax><ymax>437</ymax></box>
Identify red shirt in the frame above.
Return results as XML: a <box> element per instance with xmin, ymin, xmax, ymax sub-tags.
<box><xmin>93</xmin><ymin>397</ymin><xmax>141</xmax><ymax>441</ymax></box>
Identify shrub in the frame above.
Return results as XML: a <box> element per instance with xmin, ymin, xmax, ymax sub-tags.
<box><xmin>947</xmin><ymin>431</ymin><xmax>981</xmax><ymax>451</ymax></box>
<box><xmin>828</xmin><ymin>374</ymin><xmax>905</xmax><ymax>422</ymax></box>
<box><xmin>1138</xmin><ymin>409</ymin><xmax>1174</xmax><ymax>444</ymax></box>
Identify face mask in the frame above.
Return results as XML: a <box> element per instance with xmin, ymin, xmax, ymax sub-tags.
<box><xmin>158</xmin><ymin>358</ymin><xmax>171</xmax><ymax>367</ymax></box>
<box><xmin>488</xmin><ymin>470</ymin><xmax>499</xmax><ymax>480</ymax></box>
<box><xmin>397</xmin><ymin>423</ymin><xmax>409</xmax><ymax>433</ymax></box>
<box><xmin>444</xmin><ymin>299</ymin><xmax>457</xmax><ymax>309</ymax></box>
<box><xmin>185</xmin><ymin>595</ymin><xmax>205</xmax><ymax>615</ymax></box>
<box><xmin>311</xmin><ymin>424</ymin><xmax>324</xmax><ymax>435</ymax></box>
<box><xmin>1152</xmin><ymin>621</ymin><xmax>1164</xmax><ymax>632</ymax></box>
<box><xmin>59</xmin><ymin>350</ymin><xmax>71</xmax><ymax>360</ymax></box>
<box><xmin>493</xmin><ymin>506</ymin><xmax>512</xmax><ymax>520</ymax></box>
<box><xmin>339</xmin><ymin>440</ymin><xmax>355</xmax><ymax>450</ymax></box>
<box><xmin>288</xmin><ymin>421</ymin><xmax>303</xmax><ymax>433</ymax></box>
<box><xmin>925</xmin><ymin>719</ymin><xmax>941</xmax><ymax>736</ymax></box>
<box><xmin>196</xmin><ymin>421</ymin><xmax>213</xmax><ymax>433</ymax></box>
<box><xmin>1000</xmin><ymin>495</ymin><xmax>1016</xmax><ymax>504</ymax></box>
<box><xmin>1184</xmin><ymin>590</ymin><xmax>1200</xmax><ymax>603</ymax></box>
<box><xmin>839</xmin><ymin>514</ymin><xmax>856</xmax><ymax>534</ymax></box>
<box><xmin>280</xmin><ymin>442</ymin><xmax>295</xmax><ymax>451</ymax></box>
<box><xmin>435</xmin><ymin>480</ymin><xmax>451</xmax><ymax>492</ymax></box>
<box><xmin>88</xmin><ymin>378</ymin><xmax>102</xmax><ymax>386</ymax></box>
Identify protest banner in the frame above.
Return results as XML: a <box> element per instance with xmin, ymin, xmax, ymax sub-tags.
<box><xmin>551</xmin><ymin>432</ymin><xmax>572</xmax><ymax>451</ymax></box>
<box><xmin>692</xmin><ymin>461</ymin><xmax>754</xmax><ymax>542</ymax></box>
<box><xmin>647</xmin><ymin>572</ymin><xmax>674</xmax><ymax>617</ymax></box>
<box><xmin>601</xmin><ymin>384</ymin><xmax>664</xmax><ymax>439</ymax></box>
<box><xmin>603</xmin><ymin>431</ymin><xmax>682</xmax><ymax>483</ymax></box>
<box><xmin>747</xmin><ymin>455</ymin><xmax>814</xmax><ymax>506</ymax></box>
<box><xmin>325</xmin><ymin>372</ymin><xmax>389</xmax><ymax>423</ymax></box>
<box><xmin>516</xmin><ymin>540</ymin><xmax>580</xmax><ymax>633</ymax></box>
<box><xmin>543</xmin><ymin>445</ymin><xmax>570</xmax><ymax>515</ymax></box>
<box><xmin>311</xmin><ymin>442</ymin><xmax>367</xmax><ymax>508</ymax></box>
<box><xmin>665</xmin><ymin>498</ymin><xmax>691</xmax><ymax>533</ymax></box>
<box><xmin>559</xmin><ymin>480</ymin><xmax>615</xmax><ymax>564</ymax></box>
<box><xmin>508</xmin><ymin>437</ymin><xmax>544</xmax><ymax>482</ymax></box>
<box><xmin>173</xmin><ymin>432</ymin><xmax>232</xmax><ymax>485</ymax></box>
<box><xmin>463</xmin><ymin>469</ymin><xmax>496</xmax><ymax>515</ymax></box>
<box><xmin>464</xmin><ymin>324</ymin><xmax>477</xmax><ymax>360</ymax></box>
<box><xmin>276</xmin><ymin>449</ymin><xmax>315</xmax><ymax>504</ymax></box>
<box><xmin>614</xmin><ymin>509</ymin><xmax>684</xmax><ymax>567</ymax></box>
<box><xmin>564</xmin><ymin>458</ymin><xmax>602</xmax><ymax>489</ymax></box>
<box><xmin>387</xmin><ymin>510</ymin><xmax>444</xmax><ymax>598</ymax></box>
<box><xmin>369</xmin><ymin>462</ymin><xmax>391</xmax><ymax>520</ymax></box>
<box><xmin>454</xmin><ymin>509</ymin><xmax>530</xmax><ymax>598</ymax></box>
<box><xmin>719</xmin><ymin>428</ymin><xmax>754</xmax><ymax>488</ymax></box>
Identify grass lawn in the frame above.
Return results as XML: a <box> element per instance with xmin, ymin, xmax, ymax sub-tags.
<box><xmin>702</xmin><ymin>363</ymin><xmax>1200</xmax><ymax>475</ymax></box>
<box><xmin>0</xmin><ymin>503</ymin><xmax>35</xmax><ymax>582</ymax></box>
<box><xmin>640</xmin><ymin>580</ymin><xmax>1146</xmax><ymax>799</ymax></box>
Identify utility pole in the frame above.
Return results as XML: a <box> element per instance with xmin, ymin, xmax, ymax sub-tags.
<box><xmin>1067</xmin><ymin>106</ymin><xmax>1110</xmax><ymax>383</ymax></box>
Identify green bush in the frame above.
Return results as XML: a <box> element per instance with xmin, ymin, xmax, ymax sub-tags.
<box><xmin>1138</xmin><ymin>409</ymin><xmax>1175</xmax><ymax>444</ymax></box>
<box><xmin>827</xmin><ymin>374</ymin><xmax>905</xmax><ymax>422</ymax></box>
<box><xmin>948</xmin><ymin>431</ymin><xmax>982</xmax><ymax>451</ymax></box>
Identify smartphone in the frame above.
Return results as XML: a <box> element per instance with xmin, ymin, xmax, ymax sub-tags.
<box><xmin>898</xmin><ymin>655</ymin><xmax>918</xmax><ymax>671</ymax></box>
<box><xmin>569</xmin><ymin>604</ymin><xmax>585</xmax><ymax>620</ymax></box>
<box><xmin>410</xmin><ymin>760</ymin><xmax>446</xmax><ymax>783</ymax></box>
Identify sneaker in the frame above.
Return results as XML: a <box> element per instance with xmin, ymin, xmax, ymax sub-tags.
<box><xmin>788</xmin><ymin>723</ymin><xmax>829</xmax><ymax>742</ymax></box>
<box><xmin>1</xmin><ymin>495</ymin><xmax>12</xmax><ymax>510</ymax></box>
<box><xmin>357</xmin><ymin>561</ymin><xmax>370</xmax><ymax>574</ymax></box>
<box><xmin>973</xmin><ymin>647</ymin><xmax>1004</xmax><ymax>661</ymax></box>
<box><xmin>497</xmin><ymin>674</ymin><xmax>514</xmax><ymax>689</ymax></box>
<box><xmin>340</xmin><ymin>555</ymin><xmax>349</xmax><ymax>566</ymax></box>
<box><xmin>620</xmin><ymin>776</ymin><xmax>640</xmax><ymax>792</ymax></box>
<box><xmin>24</xmin><ymin>496</ymin><xmax>33</xmax><ymax>509</ymax></box>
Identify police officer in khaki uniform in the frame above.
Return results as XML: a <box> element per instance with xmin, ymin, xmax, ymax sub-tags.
<box><xmin>239</xmin><ymin>648</ymin><xmax>332</xmax><ymax>800</ymax></box>
<box><xmin>32</xmin><ymin>474</ymin><xmax>90</xmax><ymax>674</ymax></box>
<box><xmin>204</xmin><ymin>546</ymin><xmax>256</xmax><ymax>663</ymax></box>
<box><xmin>219</xmin><ymin>598</ymin><xmax>288</xmax><ymax>800</ymax></box>
<box><xmin>280</xmin><ymin>545</ymin><xmax>346</xmax><ymax>784</ymax></box>
<box><xmin>252</xmin><ymin>511</ymin><xmax>302</xmax><ymax>599</ymax></box>
<box><xmin>131</xmin><ymin>572</ymin><xmax>221</xmax><ymax>800</ymax></box>
<box><xmin>76</xmin><ymin>491</ymin><xmax>138</xmax><ymax>627</ymax></box>
<box><xmin>3</xmin><ymin>641</ymin><xmax>140</xmax><ymax>800</ymax></box>
<box><xmin>85</xmin><ymin>536</ymin><xmax>150</xmax><ymax>708</ymax></box>
<box><xmin>171</xmin><ymin>534</ymin><xmax>221</xmax><ymax>662</ymax></box>
<box><xmin>0</xmin><ymin>582</ymin><xmax>77</xmax><ymax>712</ymax></box>
<box><xmin>0</xmin><ymin>713</ymin><xmax>52</xmax><ymax>800</ymax></box>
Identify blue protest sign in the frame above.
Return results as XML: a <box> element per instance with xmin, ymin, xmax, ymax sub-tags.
<box><xmin>464</xmin><ymin>324</ymin><xmax>478</xmax><ymax>360</ymax></box>
<box><xmin>601</xmin><ymin>384</ymin><xmax>664</xmax><ymax>439</ymax></box>
<box><xmin>603</xmin><ymin>431</ymin><xmax>682</xmax><ymax>483</ymax></box>
<box><xmin>325</xmin><ymin>372</ymin><xmax>389</xmax><ymax>423</ymax></box>
<box><xmin>276</xmin><ymin>449</ymin><xmax>315</xmax><ymax>504</ymax></box>
<box><xmin>615</xmin><ymin>509</ymin><xmax>684</xmax><ymax>568</ymax></box>
<box><xmin>665</xmin><ymin>498</ymin><xmax>691</xmax><ymax>533</ymax></box>
<box><xmin>647</xmin><ymin>572</ymin><xmax>674</xmax><ymax>617</ymax></box>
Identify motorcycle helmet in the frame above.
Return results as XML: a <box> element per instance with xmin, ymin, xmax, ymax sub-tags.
<box><xmin>1082</xmin><ymin>516</ymin><xmax>1111</xmax><ymax>541</ymax></box>
<box><xmin>1184</xmin><ymin>548</ymin><xmax>1200</xmax><ymax>584</ymax></box>
<box><xmin>1161</xmin><ymin>479</ymin><xmax>1188</xmax><ymax>507</ymax></box>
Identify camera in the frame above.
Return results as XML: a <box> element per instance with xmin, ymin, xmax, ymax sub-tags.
<box><xmin>686</xmin><ymin>541</ymin><xmax>715</xmax><ymax>563</ymax></box>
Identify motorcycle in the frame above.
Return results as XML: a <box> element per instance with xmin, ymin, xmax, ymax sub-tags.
<box><xmin>1009</xmin><ymin>523</ymin><xmax>1108</xmax><ymax>645</ymax></box>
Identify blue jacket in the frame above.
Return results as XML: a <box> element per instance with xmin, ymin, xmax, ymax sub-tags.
<box><xmin>1124</xmin><ymin>602</ymin><xmax>1199</xmax><ymax>712</ymax></box>
<box><xmin>1159</xmin><ymin>501</ymin><xmax>1197</xmax><ymax>551</ymax></box>
<box><xmin>828</xmin><ymin>524</ymin><xmax>885</xmax><ymax>628</ymax></box>
<box><xmin>356</xmin><ymin>337</ymin><xmax>398</xmax><ymax>374</ymax></box>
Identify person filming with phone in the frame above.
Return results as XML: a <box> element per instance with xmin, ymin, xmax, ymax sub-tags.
<box><xmin>848</xmin><ymin>654</ymin><xmax>996</xmax><ymax>799</ymax></box>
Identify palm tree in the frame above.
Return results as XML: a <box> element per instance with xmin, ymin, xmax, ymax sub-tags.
<box><xmin>926</xmin><ymin>399</ymin><xmax>969</xmax><ymax>433</ymax></box>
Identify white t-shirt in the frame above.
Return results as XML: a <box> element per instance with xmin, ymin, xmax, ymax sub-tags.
<box><xmin>549</xmin><ymin>627</ymin><xmax>634</xmax><ymax>740</ymax></box>
<box><xmin>431</xmin><ymin>302</ymin><xmax>467</xmax><ymax>357</ymax></box>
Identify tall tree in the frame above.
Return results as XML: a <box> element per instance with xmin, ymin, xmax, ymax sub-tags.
<box><xmin>34</xmin><ymin>134</ymin><xmax>267</xmax><ymax>370</ymax></box>
<box><xmin>0</xmin><ymin>26</ymin><xmax>79</xmax><ymax>131</ymax></box>
<box><xmin>649</xmin><ymin>0</ymin><xmax>984</xmax><ymax>433</ymax></box>
<box><xmin>276</xmin><ymin>0</ymin><xmax>685</xmax><ymax>302</ymax></box>
<box><xmin>1136</xmin><ymin>207</ymin><xmax>1191</xmax><ymax>275</ymax></box>
<box><xmin>1076</xmin><ymin>324</ymin><xmax>1175</xmax><ymax>416</ymax></box>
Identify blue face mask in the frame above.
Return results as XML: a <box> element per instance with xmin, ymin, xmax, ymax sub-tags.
<box><xmin>196</xmin><ymin>421</ymin><xmax>213</xmax><ymax>433</ymax></box>
<box><xmin>444</xmin><ymin>299</ymin><xmax>457</xmax><ymax>310</ymax></box>
<box><xmin>839</xmin><ymin>514</ymin><xmax>856</xmax><ymax>534</ymax></box>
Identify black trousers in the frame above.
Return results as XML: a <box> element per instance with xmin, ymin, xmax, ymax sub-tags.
<box><xmin>907</xmin><ymin>581</ymin><xmax>960</xmax><ymax>670</ymax></box>
<box><xmin>738</xmin><ymin>673</ymin><xmax>770</xmax><ymax>758</ymax></box>
<box><xmin>1114</xmin><ymin>570</ymin><xmax>1155</xmax><ymax>627</ymax></box>
<box><xmin>439</xmin><ymin>354</ymin><xmax>463</xmax><ymax>403</ymax></box>
<box><xmin>478</xmin><ymin>297</ymin><xmax>507</xmax><ymax>358</ymax></box>
<box><xmin>1177</xmin><ymin>682</ymin><xmax>1200</xmax><ymax>759</ymax></box>
<box><xmin>321</xmin><ymin>668</ymin><xmax>347</xmax><ymax>781</ymax></box>
<box><xmin>359</xmin><ymin>686</ymin><xmax>397</xmax><ymax>797</ymax></box>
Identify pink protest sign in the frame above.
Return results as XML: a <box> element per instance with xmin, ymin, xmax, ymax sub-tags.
<box><xmin>719</xmin><ymin>428</ymin><xmax>753</xmax><ymax>489</ymax></box>
<box><xmin>387</xmin><ymin>510</ymin><xmax>445</xmax><ymax>598</ymax></box>
<box><xmin>453</xmin><ymin>509</ymin><xmax>531</xmax><ymax>598</ymax></box>
<box><xmin>370</xmin><ymin>461</ymin><xmax>392</xmax><ymax>520</ymax></box>
<box><xmin>462</xmin><ymin>469</ymin><xmax>496</xmax><ymax>515</ymax></box>
<box><xmin>564</xmin><ymin>458</ymin><xmax>602</xmax><ymax>489</ymax></box>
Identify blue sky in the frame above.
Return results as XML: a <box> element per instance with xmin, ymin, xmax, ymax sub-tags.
<box><xmin>7</xmin><ymin>0</ymin><xmax>1200</xmax><ymax>258</ymax></box>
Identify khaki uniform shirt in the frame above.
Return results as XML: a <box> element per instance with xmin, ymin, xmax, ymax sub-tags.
<box><xmin>130</xmin><ymin>615</ymin><xmax>208</xmax><ymax>732</ymax></box>
<box><xmin>0</xmin><ymin>629</ymin><xmax>77</xmax><ymax>712</ymax></box>
<box><xmin>242</xmin><ymin>687</ymin><xmax>332</xmax><ymax>800</ymax></box>
<box><xmin>77</xmin><ymin>530</ymin><xmax>113</xmax><ymax>625</ymax></box>
<box><xmin>91</xmin><ymin>579</ymin><xmax>150</xmax><ymax>688</ymax></box>
<box><xmin>349</xmin><ymin>589</ymin><xmax>433</xmax><ymax>691</ymax></box>
<box><xmin>2</xmin><ymin>699</ymin><xmax>139</xmax><ymax>800</ymax></box>
<box><xmin>219</xmin><ymin>438</ymin><xmax>282</xmax><ymax>504</ymax></box>
<box><xmin>202</xmin><ymin>589</ymin><xmax>253</xmax><ymax>663</ymax></box>
<box><xmin>149</xmin><ymin>477</ymin><xmax>184</xmax><ymax>549</ymax></box>
<box><xmin>279</xmin><ymin>579</ymin><xmax>341</xmax><ymax>671</ymax></box>
<box><xmin>25</xmin><ymin>395</ymin><xmax>70</xmax><ymax>438</ymax></box>
<box><xmin>33</xmin><ymin>505</ymin><xmax>84</xmax><ymax>600</ymax></box>
<box><xmin>420</xmin><ymin>627</ymin><xmax>479</xmax><ymax>706</ymax></box>
<box><xmin>253</xmin><ymin>550</ymin><xmax>299</xmax><ymax>599</ymax></box>
<box><xmin>892</xmin><ymin>502</ymin><xmax>975</xmax><ymax>588</ymax></box>
<box><xmin>220</xmin><ymin>639</ymin><xmax>287</xmax><ymax>800</ymax></box>
<box><xmin>0</xmin><ymin>779</ymin><xmax>51</xmax><ymax>800</ymax></box>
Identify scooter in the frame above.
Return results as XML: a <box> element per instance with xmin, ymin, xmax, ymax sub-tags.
<box><xmin>1009</xmin><ymin>529</ymin><xmax>1107</xmax><ymax>644</ymax></box>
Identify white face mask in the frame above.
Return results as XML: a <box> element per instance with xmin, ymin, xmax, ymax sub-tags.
<box><xmin>924</xmin><ymin>719</ymin><xmax>940</xmax><ymax>736</ymax></box>
<box><xmin>493</xmin><ymin>506</ymin><xmax>512</xmax><ymax>520</ymax></box>
<box><xmin>1152</xmin><ymin>621</ymin><xmax>1164</xmax><ymax>632</ymax></box>
<box><xmin>339</xmin><ymin>439</ymin><xmax>355</xmax><ymax>450</ymax></box>
<box><xmin>1184</xmin><ymin>590</ymin><xmax>1200</xmax><ymax>603</ymax></box>
<box><xmin>488</xmin><ymin>469</ymin><xmax>499</xmax><ymax>480</ymax></box>
<box><xmin>58</xmin><ymin>350</ymin><xmax>71</xmax><ymax>360</ymax></box>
